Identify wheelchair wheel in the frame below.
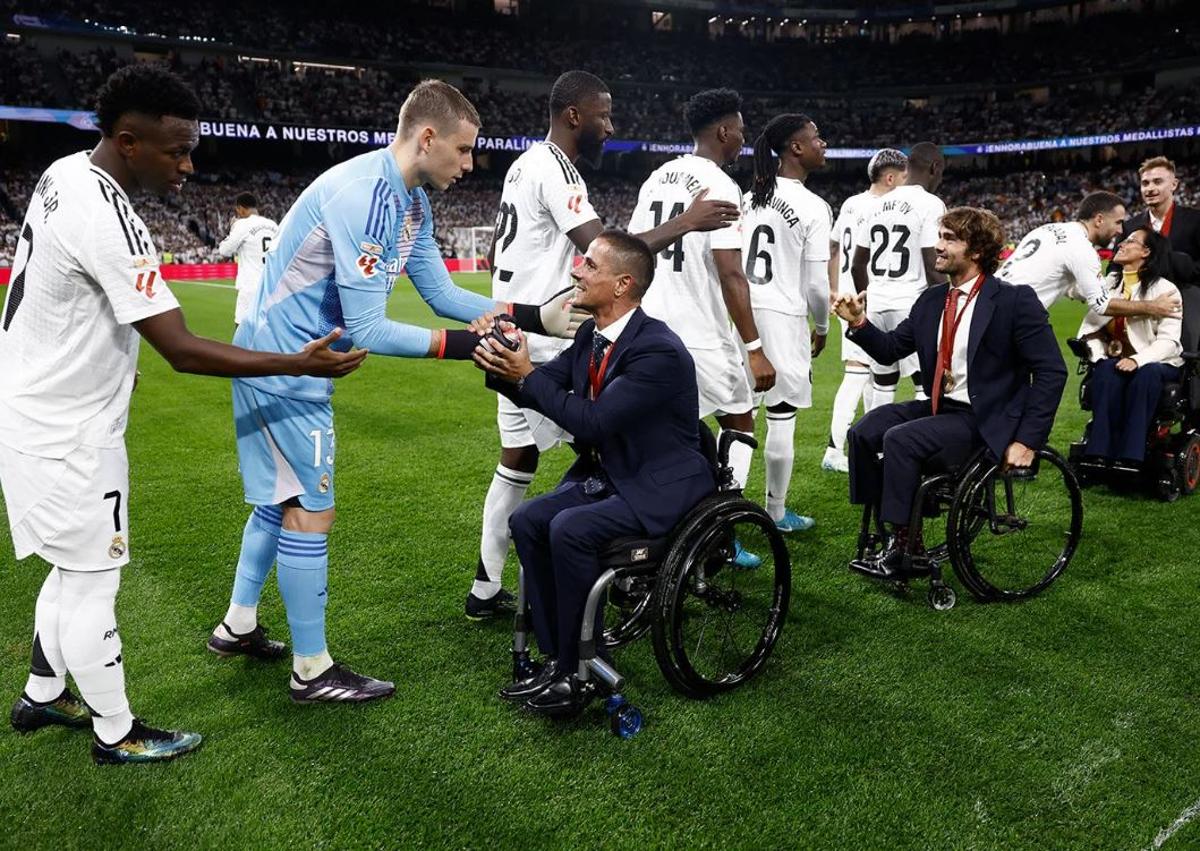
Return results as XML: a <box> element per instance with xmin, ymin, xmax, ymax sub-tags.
<box><xmin>650</xmin><ymin>495</ymin><xmax>790</xmax><ymax>699</ymax></box>
<box><xmin>946</xmin><ymin>447</ymin><xmax>1082</xmax><ymax>602</ymax></box>
<box><xmin>1176</xmin><ymin>434</ymin><xmax>1200</xmax><ymax>496</ymax></box>
<box><xmin>602</xmin><ymin>573</ymin><xmax>655</xmax><ymax>649</ymax></box>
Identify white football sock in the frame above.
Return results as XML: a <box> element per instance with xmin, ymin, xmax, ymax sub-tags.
<box><xmin>58</xmin><ymin>568</ymin><xmax>133</xmax><ymax>745</ymax></box>
<box><xmin>868</xmin><ymin>375</ymin><xmax>898</xmax><ymax>411</ymax></box>
<box><xmin>220</xmin><ymin>603</ymin><xmax>259</xmax><ymax>637</ymax></box>
<box><xmin>294</xmin><ymin>649</ymin><xmax>334</xmax><ymax>681</ymax></box>
<box><xmin>765</xmin><ymin>411</ymin><xmax>797</xmax><ymax>522</ymax></box>
<box><xmin>723</xmin><ymin>430</ymin><xmax>755</xmax><ymax>491</ymax></box>
<box><xmin>25</xmin><ymin>567</ymin><xmax>66</xmax><ymax>703</ymax></box>
<box><xmin>473</xmin><ymin>464</ymin><xmax>535</xmax><ymax>599</ymax></box>
<box><xmin>829</xmin><ymin>365</ymin><xmax>871</xmax><ymax>454</ymax></box>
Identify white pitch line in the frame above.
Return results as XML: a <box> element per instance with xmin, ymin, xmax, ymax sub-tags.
<box><xmin>1148</xmin><ymin>796</ymin><xmax>1200</xmax><ymax>849</ymax></box>
<box><xmin>163</xmin><ymin>279</ymin><xmax>237</xmax><ymax>290</ymax></box>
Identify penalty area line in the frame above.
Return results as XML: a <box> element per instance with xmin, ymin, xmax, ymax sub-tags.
<box><xmin>1148</xmin><ymin>795</ymin><xmax>1200</xmax><ymax>849</ymax></box>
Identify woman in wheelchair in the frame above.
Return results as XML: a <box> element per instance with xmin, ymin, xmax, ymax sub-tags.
<box><xmin>1076</xmin><ymin>227</ymin><xmax>1184</xmax><ymax>463</ymax></box>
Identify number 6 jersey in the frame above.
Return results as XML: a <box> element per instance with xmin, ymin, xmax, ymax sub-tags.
<box><xmin>490</xmin><ymin>140</ymin><xmax>599</xmax><ymax>362</ymax></box>
<box><xmin>628</xmin><ymin>154</ymin><xmax>744</xmax><ymax>350</ymax></box>
<box><xmin>853</xmin><ymin>183</ymin><xmax>946</xmax><ymax>311</ymax></box>
<box><xmin>740</xmin><ymin>177</ymin><xmax>833</xmax><ymax>317</ymax></box>
<box><xmin>0</xmin><ymin>151</ymin><xmax>179</xmax><ymax>459</ymax></box>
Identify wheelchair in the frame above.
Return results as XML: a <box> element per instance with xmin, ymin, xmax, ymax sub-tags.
<box><xmin>849</xmin><ymin>444</ymin><xmax>1083</xmax><ymax>611</ymax></box>
<box><xmin>510</xmin><ymin>429</ymin><xmax>791</xmax><ymax>738</ymax></box>
<box><xmin>1065</xmin><ymin>337</ymin><xmax>1200</xmax><ymax>502</ymax></box>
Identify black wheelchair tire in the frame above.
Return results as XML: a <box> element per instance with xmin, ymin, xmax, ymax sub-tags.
<box><xmin>946</xmin><ymin>447</ymin><xmax>1083</xmax><ymax>602</ymax></box>
<box><xmin>650</xmin><ymin>496</ymin><xmax>790</xmax><ymax>699</ymax></box>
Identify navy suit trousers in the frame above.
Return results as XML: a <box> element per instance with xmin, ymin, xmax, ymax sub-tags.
<box><xmin>849</xmin><ymin>400</ymin><xmax>982</xmax><ymax>526</ymax></box>
<box><xmin>509</xmin><ymin>481</ymin><xmax>646</xmax><ymax>672</ymax></box>
<box><xmin>1085</xmin><ymin>359</ymin><xmax>1181</xmax><ymax>461</ymax></box>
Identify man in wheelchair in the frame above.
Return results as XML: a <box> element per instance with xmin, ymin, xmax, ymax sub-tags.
<box><xmin>1067</xmin><ymin>227</ymin><xmax>1200</xmax><ymax>498</ymax></box>
<box><xmin>834</xmin><ymin>206</ymin><xmax>1068</xmax><ymax>574</ymax></box>
<box><xmin>474</xmin><ymin>231</ymin><xmax>715</xmax><ymax>717</ymax></box>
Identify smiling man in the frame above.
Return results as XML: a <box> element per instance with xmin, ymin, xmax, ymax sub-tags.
<box><xmin>0</xmin><ymin>64</ymin><xmax>368</xmax><ymax>765</ymax></box>
<box><xmin>206</xmin><ymin>79</ymin><xmax>581</xmax><ymax>706</ymax></box>
<box><xmin>834</xmin><ymin>207</ymin><xmax>1066</xmax><ymax>573</ymax></box>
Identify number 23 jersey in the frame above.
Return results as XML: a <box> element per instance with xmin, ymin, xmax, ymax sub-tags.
<box><xmin>853</xmin><ymin>184</ymin><xmax>945</xmax><ymax>311</ymax></box>
<box><xmin>629</xmin><ymin>155</ymin><xmax>744</xmax><ymax>351</ymax></box>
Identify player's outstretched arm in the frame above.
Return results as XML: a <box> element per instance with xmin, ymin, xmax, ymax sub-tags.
<box><xmin>134</xmin><ymin>309</ymin><xmax>367</xmax><ymax>378</ymax></box>
<box><xmin>632</xmin><ymin>188</ymin><xmax>740</xmax><ymax>254</ymax></box>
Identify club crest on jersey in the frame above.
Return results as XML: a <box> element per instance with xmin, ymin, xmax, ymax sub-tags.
<box><xmin>319</xmin><ymin>473</ymin><xmax>331</xmax><ymax>494</ymax></box>
<box><xmin>134</xmin><ymin>269</ymin><xmax>158</xmax><ymax>299</ymax></box>
<box><xmin>356</xmin><ymin>254</ymin><xmax>380</xmax><ymax>278</ymax></box>
<box><xmin>567</xmin><ymin>194</ymin><xmax>584</xmax><ymax>214</ymax></box>
<box><xmin>108</xmin><ymin>535</ymin><xmax>126</xmax><ymax>559</ymax></box>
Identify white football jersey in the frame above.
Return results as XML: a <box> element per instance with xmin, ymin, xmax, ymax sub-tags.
<box><xmin>833</xmin><ymin>189</ymin><xmax>881</xmax><ymax>291</ymax></box>
<box><xmin>629</xmin><ymin>155</ymin><xmax>744</xmax><ymax>350</ymax></box>
<box><xmin>854</xmin><ymin>184</ymin><xmax>946</xmax><ymax>311</ymax></box>
<box><xmin>217</xmin><ymin>213</ymin><xmax>279</xmax><ymax>292</ymax></box>
<box><xmin>0</xmin><ymin>151</ymin><xmax>179</xmax><ymax>458</ymax></box>
<box><xmin>741</xmin><ymin>178</ymin><xmax>833</xmax><ymax>317</ymax></box>
<box><xmin>491</xmin><ymin>141</ymin><xmax>599</xmax><ymax>361</ymax></box>
<box><xmin>997</xmin><ymin>221</ymin><xmax>1107</xmax><ymax>312</ymax></box>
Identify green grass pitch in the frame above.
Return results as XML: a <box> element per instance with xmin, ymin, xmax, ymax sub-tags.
<box><xmin>2</xmin><ymin>273</ymin><xmax>1199</xmax><ymax>848</ymax></box>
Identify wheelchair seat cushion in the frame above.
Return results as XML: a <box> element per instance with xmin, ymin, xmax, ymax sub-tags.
<box><xmin>600</xmin><ymin>535</ymin><xmax>670</xmax><ymax>570</ymax></box>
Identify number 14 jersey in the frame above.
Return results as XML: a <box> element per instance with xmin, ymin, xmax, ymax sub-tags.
<box><xmin>629</xmin><ymin>154</ymin><xmax>744</xmax><ymax>351</ymax></box>
<box><xmin>853</xmin><ymin>184</ymin><xmax>945</xmax><ymax>311</ymax></box>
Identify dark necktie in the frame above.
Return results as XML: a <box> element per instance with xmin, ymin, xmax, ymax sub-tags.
<box><xmin>592</xmin><ymin>332</ymin><xmax>612</xmax><ymax>371</ymax></box>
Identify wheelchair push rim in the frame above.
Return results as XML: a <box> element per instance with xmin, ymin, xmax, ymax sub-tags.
<box><xmin>947</xmin><ymin>447</ymin><xmax>1083</xmax><ymax>602</ymax></box>
<box><xmin>651</xmin><ymin>498</ymin><xmax>791</xmax><ymax>699</ymax></box>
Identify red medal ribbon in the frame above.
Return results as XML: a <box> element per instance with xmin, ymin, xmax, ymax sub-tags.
<box><xmin>1160</xmin><ymin>202</ymin><xmax>1175</xmax><ymax>237</ymax></box>
<box><xmin>931</xmin><ymin>274</ymin><xmax>985</xmax><ymax>415</ymax></box>
<box><xmin>589</xmin><ymin>343</ymin><xmax>616</xmax><ymax>400</ymax></box>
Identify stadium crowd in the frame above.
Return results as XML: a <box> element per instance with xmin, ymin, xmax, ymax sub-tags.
<box><xmin>16</xmin><ymin>42</ymin><xmax>1200</xmax><ymax>148</ymax></box>
<box><xmin>4</xmin><ymin>0</ymin><xmax>1199</xmax><ymax>92</ymax></box>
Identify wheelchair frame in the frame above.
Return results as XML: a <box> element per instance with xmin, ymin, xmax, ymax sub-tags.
<box><xmin>1065</xmin><ymin>337</ymin><xmax>1200</xmax><ymax>502</ymax></box>
<box><xmin>850</xmin><ymin>445</ymin><xmax>1082</xmax><ymax>610</ymax></box>
<box><xmin>509</xmin><ymin>431</ymin><xmax>792</xmax><ymax>737</ymax></box>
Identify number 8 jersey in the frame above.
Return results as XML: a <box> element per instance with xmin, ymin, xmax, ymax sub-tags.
<box><xmin>491</xmin><ymin>140</ymin><xmax>599</xmax><ymax>363</ymax></box>
<box><xmin>853</xmin><ymin>184</ymin><xmax>946</xmax><ymax>311</ymax></box>
<box><xmin>629</xmin><ymin>154</ymin><xmax>744</xmax><ymax>350</ymax></box>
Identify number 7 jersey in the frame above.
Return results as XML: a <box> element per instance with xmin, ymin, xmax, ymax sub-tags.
<box><xmin>628</xmin><ymin>154</ymin><xmax>744</xmax><ymax>350</ymax></box>
<box><xmin>853</xmin><ymin>184</ymin><xmax>945</xmax><ymax>311</ymax></box>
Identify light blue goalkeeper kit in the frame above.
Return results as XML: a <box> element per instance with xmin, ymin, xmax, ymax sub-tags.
<box><xmin>227</xmin><ymin>148</ymin><xmax>496</xmax><ymax>661</ymax></box>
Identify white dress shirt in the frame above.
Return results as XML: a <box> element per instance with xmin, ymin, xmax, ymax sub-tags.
<box><xmin>936</xmin><ymin>278</ymin><xmax>982</xmax><ymax>406</ymax></box>
<box><xmin>594</xmin><ymin>306</ymin><xmax>636</xmax><ymax>346</ymax></box>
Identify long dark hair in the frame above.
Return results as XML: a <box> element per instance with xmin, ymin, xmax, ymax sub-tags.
<box><xmin>1120</xmin><ymin>226</ymin><xmax>1172</xmax><ymax>296</ymax></box>
<box><xmin>749</xmin><ymin>113</ymin><xmax>812</xmax><ymax>210</ymax></box>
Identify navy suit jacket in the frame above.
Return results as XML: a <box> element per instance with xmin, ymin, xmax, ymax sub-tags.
<box><xmin>847</xmin><ymin>275</ymin><xmax>1068</xmax><ymax>460</ymax></box>
<box><xmin>496</xmin><ymin>307</ymin><xmax>715</xmax><ymax>536</ymax></box>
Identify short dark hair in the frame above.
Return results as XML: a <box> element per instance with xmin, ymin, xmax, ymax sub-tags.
<box><xmin>398</xmin><ymin>79</ymin><xmax>480</xmax><ymax>138</ymax></box>
<box><xmin>907</xmin><ymin>141</ymin><xmax>944</xmax><ymax>171</ymax></box>
<box><xmin>235</xmin><ymin>192</ymin><xmax>257</xmax><ymax>209</ymax></box>
<box><xmin>1076</xmin><ymin>190</ymin><xmax>1125</xmax><ymax>221</ymax></box>
<box><xmin>940</xmin><ymin>206</ymin><xmax>1006</xmax><ymax>274</ymax></box>
<box><xmin>94</xmin><ymin>64</ymin><xmax>201</xmax><ymax>137</ymax></box>
<box><xmin>548</xmin><ymin>70</ymin><xmax>609</xmax><ymax>116</ymax></box>
<box><xmin>597</xmin><ymin>229</ymin><xmax>654</xmax><ymax>298</ymax></box>
<box><xmin>683</xmin><ymin>88</ymin><xmax>742</xmax><ymax>138</ymax></box>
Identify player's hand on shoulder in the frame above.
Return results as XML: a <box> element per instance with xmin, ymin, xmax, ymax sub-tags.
<box><xmin>681</xmin><ymin>188</ymin><xmax>739</xmax><ymax>233</ymax></box>
<box><xmin>296</xmin><ymin>327</ymin><xmax>369</xmax><ymax>378</ymax></box>
<box><xmin>1149</xmin><ymin>292</ymin><xmax>1182</xmax><ymax>318</ymax></box>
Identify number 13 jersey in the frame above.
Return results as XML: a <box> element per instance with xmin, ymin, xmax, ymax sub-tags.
<box><xmin>491</xmin><ymin>140</ymin><xmax>599</xmax><ymax>362</ymax></box>
<box><xmin>629</xmin><ymin>154</ymin><xmax>744</xmax><ymax>351</ymax></box>
<box><xmin>853</xmin><ymin>184</ymin><xmax>945</xmax><ymax>312</ymax></box>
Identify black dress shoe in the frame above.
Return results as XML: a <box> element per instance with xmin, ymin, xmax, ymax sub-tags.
<box><xmin>499</xmin><ymin>659</ymin><xmax>558</xmax><ymax>703</ymax></box>
<box><xmin>521</xmin><ymin>674</ymin><xmax>592</xmax><ymax>718</ymax></box>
